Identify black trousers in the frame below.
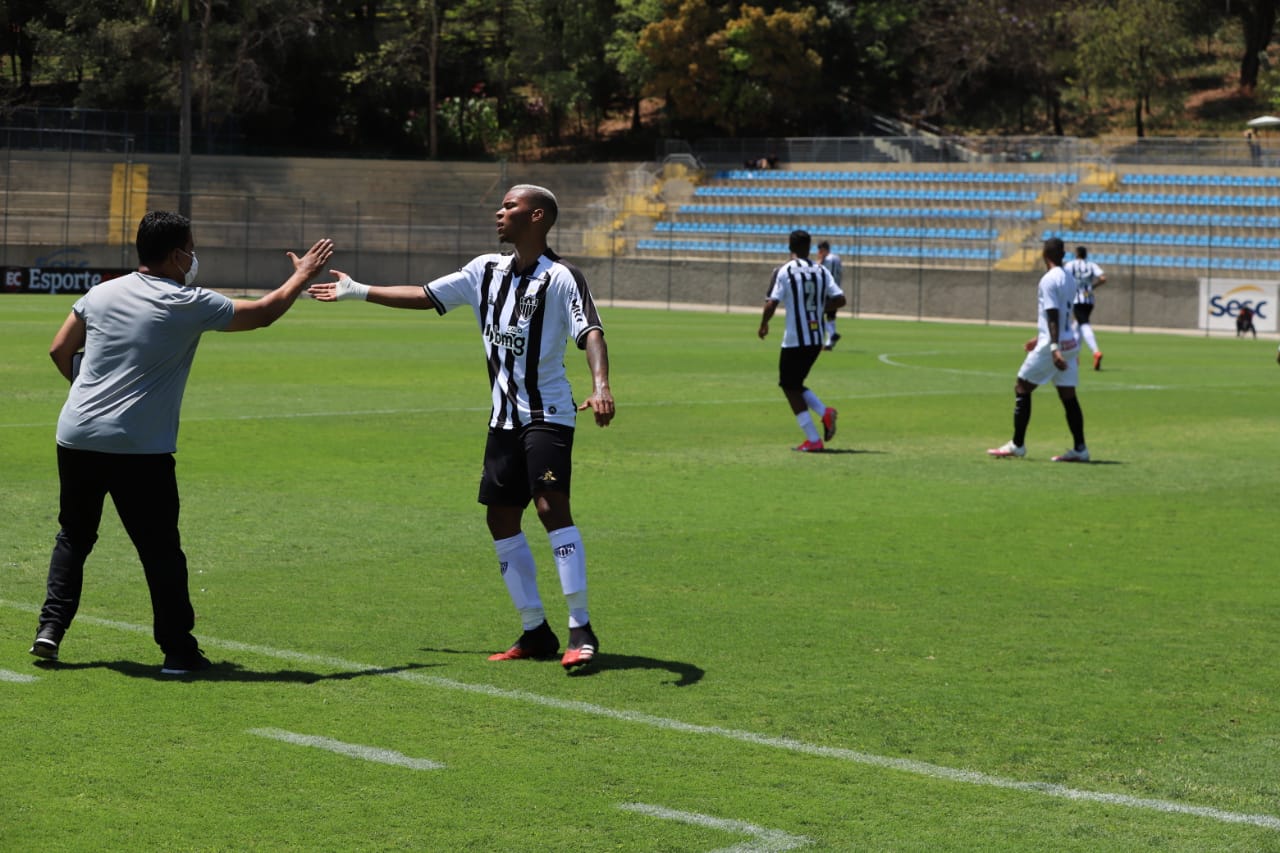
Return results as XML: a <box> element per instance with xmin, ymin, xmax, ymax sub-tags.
<box><xmin>39</xmin><ymin>445</ymin><xmax>198</xmax><ymax>656</ymax></box>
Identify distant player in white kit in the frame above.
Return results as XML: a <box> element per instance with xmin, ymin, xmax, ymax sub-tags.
<box><xmin>1065</xmin><ymin>245</ymin><xmax>1106</xmax><ymax>370</ymax></box>
<box><xmin>309</xmin><ymin>185</ymin><xmax>614</xmax><ymax>670</ymax></box>
<box><xmin>988</xmin><ymin>237</ymin><xmax>1090</xmax><ymax>462</ymax></box>
<box><xmin>816</xmin><ymin>240</ymin><xmax>844</xmax><ymax>349</ymax></box>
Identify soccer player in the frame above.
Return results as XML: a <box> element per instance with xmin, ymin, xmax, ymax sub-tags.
<box><xmin>31</xmin><ymin>211</ymin><xmax>334</xmax><ymax>673</ymax></box>
<box><xmin>988</xmin><ymin>237</ymin><xmax>1090</xmax><ymax>463</ymax></box>
<box><xmin>816</xmin><ymin>240</ymin><xmax>844</xmax><ymax>350</ymax></box>
<box><xmin>1065</xmin><ymin>245</ymin><xmax>1106</xmax><ymax>370</ymax></box>
<box><xmin>307</xmin><ymin>185</ymin><xmax>613</xmax><ymax>670</ymax></box>
<box><xmin>758</xmin><ymin>229</ymin><xmax>845</xmax><ymax>451</ymax></box>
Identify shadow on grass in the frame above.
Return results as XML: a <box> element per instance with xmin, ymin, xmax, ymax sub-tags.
<box><xmin>32</xmin><ymin>659</ymin><xmax>441</xmax><ymax>683</ymax></box>
<box><xmin>419</xmin><ymin>647</ymin><xmax>704</xmax><ymax>686</ymax></box>
<box><xmin>565</xmin><ymin>652</ymin><xmax>704</xmax><ymax>686</ymax></box>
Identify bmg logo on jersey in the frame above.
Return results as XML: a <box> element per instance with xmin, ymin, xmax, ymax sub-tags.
<box><xmin>484</xmin><ymin>323</ymin><xmax>527</xmax><ymax>355</ymax></box>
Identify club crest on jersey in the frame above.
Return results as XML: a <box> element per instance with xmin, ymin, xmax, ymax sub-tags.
<box><xmin>516</xmin><ymin>293</ymin><xmax>540</xmax><ymax>320</ymax></box>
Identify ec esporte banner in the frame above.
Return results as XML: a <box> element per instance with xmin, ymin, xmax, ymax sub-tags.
<box><xmin>1198</xmin><ymin>278</ymin><xmax>1278</xmax><ymax>332</ymax></box>
<box><xmin>2</xmin><ymin>266</ymin><xmax>131</xmax><ymax>294</ymax></box>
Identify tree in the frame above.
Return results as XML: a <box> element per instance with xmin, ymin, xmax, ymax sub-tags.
<box><xmin>145</xmin><ymin>0</ymin><xmax>194</xmax><ymax>217</ymax></box>
<box><xmin>910</xmin><ymin>0</ymin><xmax>1076</xmax><ymax>133</ymax></box>
<box><xmin>606</xmin><ymin>0</ymin><xmax>664</xmax><ymax>131</ymax></box>
<box><xmin>1235</xmin><ymin>0</ymin><xmax>1278</xmax><ymax>92</ymax></box>
<box><xmin>640</xmin><ymin>1</ymin><xmax>829</xmax><ymax>135</ymax></box>
<box><xmin>1074</xmin><ymin>0</ymin><xmax>1190</xmax><ymax>137</ymax></box>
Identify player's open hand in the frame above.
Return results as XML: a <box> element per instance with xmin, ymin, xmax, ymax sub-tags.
<box><xmin>578</xmin><ymin>387</ymin><xmax>615</xmax><ymax>427</ymax></box>
<box><xmin>290</xmin><ymin>238</ymin><xmax>334</xmax><ymax>280</ymax></box>
<box><xmin>1024</xmin><ymin>337</ymin><xmax>1037</xmax><ymax>352</ymax></box>
<box><xmin>307</xmin><ymin>270</ymin><xmax>366</xmax><ymax>302</ymax></box>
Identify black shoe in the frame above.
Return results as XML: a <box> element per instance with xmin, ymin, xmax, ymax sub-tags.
<box><xmin>29</xmin><ymin>628</ymin><xmax>60</xmax><ymax>661</ymax></box>
<box><xmin>561</xmin><ymin>624</ymin><xmax>599</xmax><ymax>670</ymax></box>
<box><xmin>161</xmin><ymin>649</ymin><xmax>212</xmax><ymax>675</ymax></box>
<box><xmin>488</xmin><ymin>620</ymin><xmax>560</xmax><ymax>661</ymax></box>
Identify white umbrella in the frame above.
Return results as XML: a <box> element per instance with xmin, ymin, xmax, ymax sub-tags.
<box><xmin>1246</xmin><ymin>115</ymin><xmax>1280</xmax><ymax>128</ymax></box>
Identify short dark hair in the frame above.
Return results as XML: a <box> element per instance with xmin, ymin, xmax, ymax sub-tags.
<box><xmin>509</xmin><ymin>184</ymin><xmax>559</xmax><ymax>228</ymax></box>
<box><xmin>789</xmin><ymin>229</ymin><xmax>811</xmax><ymax>255</ymax></box>
<box><xmin>817</xmin><ymin>240</ymin><xmax>831</xmax><ymax>251</ymax></box>
<box><xmin>1075</xmin><ymin>245</ymin><xmax>1088</xmax><ymax>259</ymax></box>
<box><xmin>1043</xmin><ymin>237</ymin><xmax>1066</xmax><ymax>266</ymax></box>
<box><xmin>136</xmin><ymin>210</ymin><xmax>191</xmax><ymax>265</ymax></box>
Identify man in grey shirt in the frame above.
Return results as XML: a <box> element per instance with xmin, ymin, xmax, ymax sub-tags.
<box><xmin>31</xmin><ymin>210</ymin><xmax>333</xmax><ymax>674</ymax></box>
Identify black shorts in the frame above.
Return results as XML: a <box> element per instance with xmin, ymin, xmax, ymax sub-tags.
<box><xmin>778</xmin><ymin>345</ymin><xmax>822</xmax><ymax>391</ymax></box>
<box><xmin>478</xmin><ymin>423</ymin><xmax>574</xmax><ymax>507</ymax></box>
<box><xmin>1072</xmin><ymin>303</ymin><xmax>1094</xmax><ymax>324</ymax></box>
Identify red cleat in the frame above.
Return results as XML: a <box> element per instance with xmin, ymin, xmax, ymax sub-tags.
<box><xmin>561</xmin><ymin>624</ymin><xmax>599</xmax><ymax>670</ymax></box>
<box><xmin>488</xmin><ymin>621</ymin><xmax>559</xmax><ymax>661</ymax></box>
<box><xmin>793</xmin><ymin>439</ymin><xmax>825</xmax><ymax>452</ymax></box>
<box><xmin>821</xmin><ymin>407</ymin><xmax>838</xmax><ymax>442</ymax></box>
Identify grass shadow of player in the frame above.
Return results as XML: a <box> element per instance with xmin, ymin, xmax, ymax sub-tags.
<box><xmin>564</xmin><ymin>652</ymin><xmax>704</xmax><ymax>686</ymax></box>
<box><xmin>419</xmin><ymin>646</ymin><xmax>704</xmax><ymax>686</ymax></box>
<box><xmin>33</xmin><ymin>659</ymin><xmax>440</xmax><ymax>683</ymax></box>
<box><xmin>807</xmin><ymin>448</ymin><xmax>885</xmax><ymax>455</ymax></box>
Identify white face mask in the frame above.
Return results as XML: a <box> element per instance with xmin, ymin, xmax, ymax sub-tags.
<box><xmin>180</xmin><ymin>249</ymin><xmax>199</xmax><ymax>286</ymax></box>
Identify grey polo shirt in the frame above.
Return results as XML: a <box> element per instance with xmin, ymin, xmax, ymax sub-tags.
<box><xmin>56</xmin><ymin>272</ymin><xmax>235</xmax><ymax>454</ymax></box>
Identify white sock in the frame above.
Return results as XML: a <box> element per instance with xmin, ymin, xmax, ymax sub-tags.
<box><xmin>548</xmin><ymin>526</ymin><xmax>589</xmax><ymax>628</ymax></box>
<box><xmin>827</xmin><ymin>319</ymin><xmax>838</xmax><ymax>337</ymax></box>
<box><xmin>802</xmin><ymin>389</ymin><xmax>826</xmax><ymax>415</ymax></box>
<box><xmin>796</xmin><ymin>411</ymin><xmax>821</xmax><ymax>443</ymax></box>
<box><xmin>493</xmin><ymin>532</ymin><xmax>544</xmax><ymax>630</ymax></box>
<box><xmin>1080</xmin><ymin>324</ymin><xmax>1100</xmax><ymax>354</ymax></box>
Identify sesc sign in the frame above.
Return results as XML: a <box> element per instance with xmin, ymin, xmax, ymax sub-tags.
<box><xmin>1198</xmin><ymin>278</ymin><xmax>1278</xmax><ymax>333</ymax></box>
<box><xmin>2</xmin><ymin>266</ymin><xmax>131</xmax><ymax>295</ymax></box>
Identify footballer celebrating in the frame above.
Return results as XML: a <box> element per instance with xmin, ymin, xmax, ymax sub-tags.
<box><xmin>308</xmin><ymin>185</ymin><xmax>613</xmax><ymax>670</ymax></box>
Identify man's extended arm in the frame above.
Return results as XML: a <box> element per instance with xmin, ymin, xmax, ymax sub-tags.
<box><xmin>758</xmin><ymin>299</ymin><xmax>779</xmax><ymax>339</ymax></box>
<box><xmin>222</xmin><ymin>238</ymin><xmax>335</xmax><ymax>332</ymax></box>
<box><xmin>308</xmin><ymin>271</ymin><xmax>435</xmax><ymax>309</ymax></box>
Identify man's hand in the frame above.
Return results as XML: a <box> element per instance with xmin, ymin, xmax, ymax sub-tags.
<box><xmin>308</xmin><ymin>270</ymin><xmax>368</xmax><ymax>302</ymax></box>
<box><xmin>290</xmin><ymin>238</ymin><xmax>334</xmax><ymax>281</ymax></box>
<box><xmin>1024</xmin><ymin>337</ymin><xmax>1037</xmax><ymax>353</ymax></box>
<box><xmin>578</xmin><ymin>385</ymin><xmax>615</xmax><ymax>427</ymax></box>
<box><xmin>1053</xmin><ymin>351</ymin><xmax>1067</xmax><ymax>370</ymax></box>
<box><xmin>758</xmin><ymin>322</ymin><xmax>769</xmax><ymax>339</ymax></box>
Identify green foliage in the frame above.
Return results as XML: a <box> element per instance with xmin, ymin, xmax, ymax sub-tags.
<box><xmin>2</xmin><ymin>299</ymin><xmax>1280</xmax><ymax>849</ymax></box>
<box><xmin>1073</xmin><ymin>0</ymin><xmax>1192</xmax><ymax>136</ymax></box>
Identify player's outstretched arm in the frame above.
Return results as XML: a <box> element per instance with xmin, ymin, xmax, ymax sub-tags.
<box><xmin>223</xmin><ymin>238</ymin><xmax>335</xmax><ymax>332</ymax></box>
<box><xmin>577</xmin><ymin>328</ymin><xmax>614</xmax><ymax>427</ymax></box>
<box><xmin>307</xmin><ymin>271</ymin><xmax>433</xmax><ymax>309</ymax></box>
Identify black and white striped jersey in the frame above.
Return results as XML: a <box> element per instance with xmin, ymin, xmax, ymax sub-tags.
<box><xmin>425</xmin><ymin>249</ymin><xmax>603</xmax><ymax>430</ymax></box>
<box><xmin>767</xmin><ymin>258</ymin><xmax>843</xmax><ymax>348</ymax></box>
<box><xmin>1065</xmin><ymin>258</ymin><xmax>1104</xmax><ymax>305</ymax></box>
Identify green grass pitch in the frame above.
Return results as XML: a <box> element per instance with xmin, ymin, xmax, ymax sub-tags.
<box><xmin>2</xmin><ymin>294</ymin><xmax>1278</xmax><ymax>851</ymax></box>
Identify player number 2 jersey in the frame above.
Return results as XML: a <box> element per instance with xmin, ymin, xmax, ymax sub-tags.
<box><xmin>768</xmin><ymin>258</ymin><xmax>843</xmax><ymax>348</ymax></box>
<box><xmin>425</xmin><ymin>250</ymin><xmax>603</xmax><ymax>430</ymax></box>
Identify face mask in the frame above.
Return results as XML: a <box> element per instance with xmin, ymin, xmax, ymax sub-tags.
<box><xmin>181</xmin><ymin>250</ymin><xmax>199</xmax><ymax>286</ymax></box>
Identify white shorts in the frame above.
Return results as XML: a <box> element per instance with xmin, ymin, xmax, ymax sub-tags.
<box><xmin>1018</xmin><ymin>339</ymin><xmax>1080</xmax><ymax>387</ymax></box>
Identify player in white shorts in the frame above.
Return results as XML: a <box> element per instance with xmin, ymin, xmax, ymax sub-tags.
<box><xmin>988</xmin><ymin>237</ymin><xmax>1090</xmax><ymax>462</ymax></box>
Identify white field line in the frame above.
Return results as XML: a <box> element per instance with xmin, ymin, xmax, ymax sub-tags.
<box><xmin>247</xmin><ymin>727</ymin><xmax>443</xmax><ymax>770</ymax></box>
<box><xmin>2</xmin><ymin>599</ymin><xmax>1279</xmax><ymax>833</ymax></box>
<box><xmin>617</xmin><ymin>802</ymin><xmax>811</xmax><ymax>852</ymax></box>
<box><xmin>0</xmin><ymin>668</ymin><xmax>39</xmax><ymax>683</ymax></box>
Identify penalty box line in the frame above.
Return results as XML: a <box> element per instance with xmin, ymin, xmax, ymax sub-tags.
<box><xmin>3</xmin><ymin>598</ymin><xmax>1279</xmax><ymax>834</ymax></box>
